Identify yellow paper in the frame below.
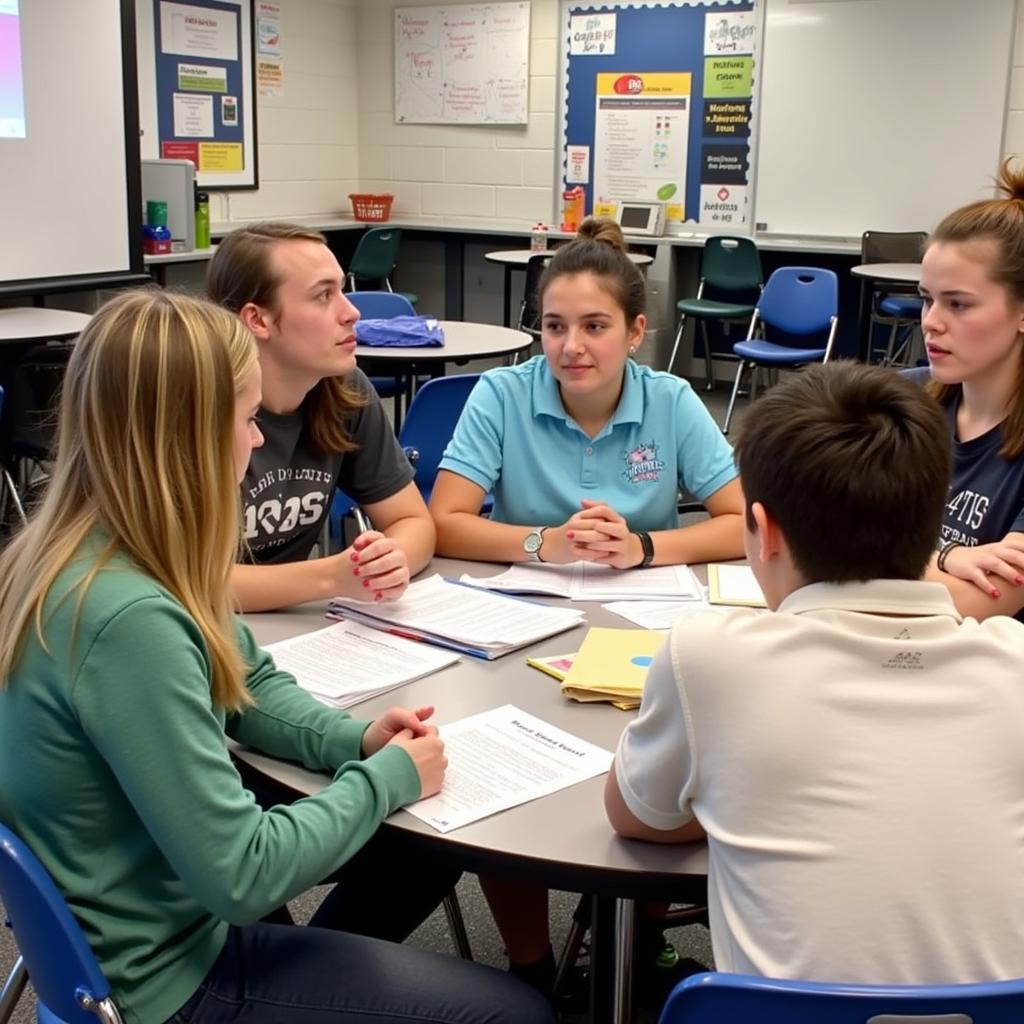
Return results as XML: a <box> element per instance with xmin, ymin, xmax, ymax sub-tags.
<box><xmin>199</xmin><ymin>142</ymin><xmax>243</xmax><ymax>172</ymax></box>
<box><xmin>560</xmin><ymin>627</ymin><xmax>664</xmax><ymax>709</ymax></box>
<box><xmin>707</xmin><ymin>564</ymin><xmax>767</xmax><ymax>608</ymax></box>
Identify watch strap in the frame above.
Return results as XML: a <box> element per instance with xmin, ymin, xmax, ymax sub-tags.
<box><xmin>633</xmin><ymin>530</ymin><xmax>654</xmax><ymax>569</ymax></box>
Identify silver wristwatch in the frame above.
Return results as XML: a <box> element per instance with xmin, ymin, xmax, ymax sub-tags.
<box><xmin>523</xmin><ymin>526</ymin><xmax>548</xmax><ymax>562</ymax></box>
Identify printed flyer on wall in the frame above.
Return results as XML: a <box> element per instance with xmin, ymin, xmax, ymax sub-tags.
<box><xmin>592</xmin><ymin>72</ymin><xmax>691</xmax><ymax>224</ymax></box>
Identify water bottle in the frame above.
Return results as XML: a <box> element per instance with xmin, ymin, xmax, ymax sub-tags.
<box><xmin>195</xmin><ymin>190</ymin><xmax>211</xmax><ymax>249</ymax></box>
<box><xmin>530</xmin><ymin>222</ymin><xmax>548</xmax><ymax>252</ymax></box>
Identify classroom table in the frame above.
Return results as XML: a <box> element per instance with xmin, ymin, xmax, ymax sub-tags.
<box><xmin>485</xmin><ymin>249</ymin><xmax>655</xmax><ymax>328</ymax></box>
<box><xmin>235</xmin><ymin>558</ymin><xmax>710</xmax><ymax>1024</ymax></box>
<box><xmin>0</xmin><ymin>307</ymin><xmax>91</xmax><ymax>346</ymax></box>
<box><xmin>356</xmin><ymin>319</ymin><xmax>533</xmax><ymax>413</ymax></box>
<box><xmin>849</xmin><ymin>263</ymin><xmax>923</xmax><ymax>362</ymax></box>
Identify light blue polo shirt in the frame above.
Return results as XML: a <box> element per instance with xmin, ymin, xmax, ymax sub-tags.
<box><xmin>439</xmin><ymin>355</ymin><xmax>737</xmax><ymax>531</ymax></box>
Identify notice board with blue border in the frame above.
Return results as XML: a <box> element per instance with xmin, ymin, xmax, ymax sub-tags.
<box><xmin>152</xmin><ymin>0</ymin><xmax>258</xmax><ymax>189</ymax></box>
<box><xmin>559</xmin><ymin>1</ymin><xmax>757</xmax><ymax>232</ymax></box>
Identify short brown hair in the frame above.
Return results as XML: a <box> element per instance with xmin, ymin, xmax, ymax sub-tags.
<box><xmin>539</xmin><ymin>216</ymin><xmax>646</xmax><ymax>323</ymax></box>
<box><xmin>205</xmin><ymin>221</ymin><xmax>365</xmax><ymax>454</ymax></box>
<box><xmin>926</xmin><ymin>159</ymin><xmax>1024</xmax><ymax>457</ymax></box>
<box><xmin>734</xmin><ymin>362</ymin><xmax>951</xmax><ymax>582</ymax></box>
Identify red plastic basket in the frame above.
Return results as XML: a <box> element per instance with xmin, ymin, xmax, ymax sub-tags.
<box><xmin>349</xmin><ymin>193</ymin><xmax>394</xmax><ymax>222</ymax></box>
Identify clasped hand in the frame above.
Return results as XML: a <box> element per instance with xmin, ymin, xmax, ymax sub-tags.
<box><xmin>361</xmin><ymin>705</ymin><xmax>447</xmax><ymax>798</ymax></box>
<box><xmin>544</xmin><ymin>499</ymin><xmax>642</xmax><ymax>570</ymax></box>
<box><xmin>332</xmin><ymin>530</ymin><xmax>410</xmax><ymax>602</ymax></box>
<box><xmin>941</xmin><ymin>532</ymin><xmax>1024</xmax><ymax>600</ymax></box>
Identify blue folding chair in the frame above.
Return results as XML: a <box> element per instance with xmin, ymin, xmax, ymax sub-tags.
<box><xmin>397</xmin><ymin>374</ymin><xmax>487</xmax><ymax>508</ymax></box>
<box><xmin>0</xmin><ymin>823</ymin><xmax>123</xmax><ymax>1023</ymax></box>
<box><xmin>877</xmin><ymin>294</ymin><xmax>924</xmax><ymax>366</ymax></box>
<box><xmin>348</xmin><ymin>290</ymin><xmax>417</xmax><ymax>432</ymax></box>
<box><xmin>722</xmin><ymin>266</ymin><xmax>839</xmax><ymax>434</ymax></box>
<box><xmin>659</xmin><ymin>971</ymin><xmax>1024</xmax><ymax>1024</ymax></box>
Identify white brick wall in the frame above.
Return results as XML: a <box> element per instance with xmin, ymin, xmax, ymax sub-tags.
<box><xmin>215</xmin><ymin>0</ymin><xmax>361</xmax><ymax>225</ymax></box>
<box><xmin>353</xmin><ymin>0</ymin><xmax>559</xmax><ymax>225</ymax></box>
<box><xmin>203</xmin><ymin>0</ymin><xmax>1024</xmax><ymax>226</ymax></box>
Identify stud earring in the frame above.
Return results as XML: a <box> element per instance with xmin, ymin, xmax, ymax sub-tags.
<box><xmin>628</xmin><ymin>345</ymin><xmax>637</xmax><ymax>355</ymax></box>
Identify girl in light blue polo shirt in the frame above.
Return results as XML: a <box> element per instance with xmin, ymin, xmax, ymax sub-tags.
<box><xmin>432</xmin><ymin>216</ymin><xmax>744</xmax><ymax>571</ymax></box>
<box><xmin>430</xmin><ymin>217</ymin><xmax>744</xmax><ymax>994</ymax></box>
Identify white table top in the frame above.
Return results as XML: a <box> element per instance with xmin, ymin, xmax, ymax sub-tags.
<box><xmin>485</xmin><ymin>249</ymin><xmax>654</xmax><ymax>267</ymax></box>
<box><xmin>144</xmin><ymin>246</ymin><xmax>217</xmax><ymax>265</ymax></box>
<box><xmin>850</xmin><ymin>262</ymin><xmax>922</xmax><ymax>283</ymax></box>
<box><xmin>236</xmin><ymin>558</ymin><xmax>709</xmax><ymax>895</ymax></box>
<box><xmin>0</xmin><ymin>307</ymin><xmax>91</xmax><ymax>343</ymax></box>
<box><xmin>355</xmin><ymin>320</ymin><xmax>533</xmax><ymax>364</ymax></box>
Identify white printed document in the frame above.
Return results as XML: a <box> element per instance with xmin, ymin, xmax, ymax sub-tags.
<box><xmin>463</xmin><ymin>561</ymin><xmax>703</xmax><ymax>602</ymax></box>
<box><xmin>707</xmin><ymin>563</ymin><xmax>767</xmax><ymax>608</ymax></box>
<box><xmin>264</xmin><ymin>620</ymin><xmax>459</xmax><ymax>708</ymax></box>
<box><xmin>603</xmin><ymin>598</ymin><xmax>726</xmax><ymax>631</ymax></box>
<box><xmin>328</xmin><ymin>575</ymin><xmax>584</xmax><ymax>659</ymax></box>
<box><xmin>405</xmin><ymin>705</ymin><xmax>614</xmax><ymax>833</ymax></box>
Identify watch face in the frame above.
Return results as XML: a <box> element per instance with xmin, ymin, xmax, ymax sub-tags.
<box><xmin>524</xmin><ymin>531</ymin><xmax>542</xmax><ymax>554</ymax></box>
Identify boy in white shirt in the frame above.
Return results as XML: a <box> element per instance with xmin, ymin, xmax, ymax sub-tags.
<box><xmin>606</xmin><ymin>361</ymin><xmax>1024</xmax><ymax>985</ymax></box>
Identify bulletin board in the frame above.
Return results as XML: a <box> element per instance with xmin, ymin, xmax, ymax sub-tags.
<box><xmin>559</xmin><ymin>0</ymin><xmax>758</xmax><ymax>232</ymax></box>
<box><xmin>147</xmin><ymin>0</ymin><xmax>258</xmax><ymax>189</ymax></box>
<box><xmin>394</xmin><ymin>3</ymin><xmax>531</xmax><ymax>125</ymax></box>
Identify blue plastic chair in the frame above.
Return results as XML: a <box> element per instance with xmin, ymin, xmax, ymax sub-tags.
<box><xmin>722</xmin><ymin>266</ymin><xmax>839</xmax><ymax>434</ymax></box>
<box><xmin>0</xmin><ymin>823</ymin><xmax>123</xmax><ymax>1023</ymax></box>
<box><xmin>878</xmin><ymin>294</ymin><xmax>924</xmax><ymax>366</ymax></box>
<box><xmin>348</xmin><ymin>290</ymin><xmax>417</xmax><ymax>431</ymax></box>
<box><xmin>397</xmin><ymin>374</ymin><xmax>486</xmax><ymax>507</ymax></box>
<box><xmin>658</xmin><ymin>971</ymin><xmax>1024</xmax><ymax>1024</ymax></box>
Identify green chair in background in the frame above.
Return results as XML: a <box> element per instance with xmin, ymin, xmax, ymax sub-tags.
<box><xmin>667</xmin><ymin>237</ymin><xmax>763</xmax><ymax>389</ymax></box>
<box><xmin>346</xmin><ymin>227</ymin><xmax>419</xmax><ymax>308</ymax></box>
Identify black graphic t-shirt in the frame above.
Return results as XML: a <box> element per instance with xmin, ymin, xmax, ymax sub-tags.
<box><xmin>241</xmin><ymin>369</ymin><xmax>414</xmax><ymax>564</ymax></box>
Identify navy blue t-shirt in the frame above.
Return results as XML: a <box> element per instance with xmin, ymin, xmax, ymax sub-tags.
<box><xmin>940</xmin><ymin>394</ymin><xmax>1024</xmax><ymax>548</ymax></box>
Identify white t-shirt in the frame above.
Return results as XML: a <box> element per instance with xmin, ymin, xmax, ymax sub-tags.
<box><xmin>616</xmin><ymin>579</ymin><xmax>1024</xmax><ymax>984</ymax></box>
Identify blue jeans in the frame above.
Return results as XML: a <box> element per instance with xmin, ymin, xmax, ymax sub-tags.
<box><xmin>168</xmin><ymin>922</ymin><xmax>555</xmax><ymax>1024</ymax></box>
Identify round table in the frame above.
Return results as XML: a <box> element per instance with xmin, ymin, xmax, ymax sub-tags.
<box><xmin>236</xmin><ymin>558</ymin><xmax>709</xmax><ymax>1024</ymax></box>
<box><xmin>850</xmin><ymin>263</ymin><xmax>923</xmax><ymax>362</ymax></box>
<box><xmin>485</xmin><ymin>249</ymin><xmax>655</xmax><ymax>328</ymax></box>
<box><xmin>0</xmin><ymin>307</ymin><xmax>91</xmax><ymax>345</ymax></box>
<box><xmin>356</xmin><ymin>320</ymin><xmax>533</xmax><ymax>427</ymax></box>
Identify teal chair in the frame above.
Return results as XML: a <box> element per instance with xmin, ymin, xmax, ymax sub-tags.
<box><xmin>668</xmin><ymin>237</ymin><xmax>763</xmax><ymax>388</ymax></box>
<box><xmin>346</xmin><ymin>227</ymin><xmax>419</xmax><ymax>308</ymax></box>
<box><xmin>659</xmin><ymin>971</ymin><xmax>1024</xmax><ymax>1024</ymax></box>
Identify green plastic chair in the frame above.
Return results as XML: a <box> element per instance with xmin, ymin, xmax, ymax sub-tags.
<box><xmin>346</xmin><ymin>227</ymin><xmax>418</xmax><ymax>308</ymax></box>
<box><xmin>668</xmin><ymin>237</ymin><xmax>762</xmax><ymax>388</ymax></box>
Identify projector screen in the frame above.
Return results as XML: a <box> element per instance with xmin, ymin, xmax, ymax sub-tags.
<box><xmin>0</xmin><ymin>0</ymin><xmax>144</xmax><ymax>295</ymax></box>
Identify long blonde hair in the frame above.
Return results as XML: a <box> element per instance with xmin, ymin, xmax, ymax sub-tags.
<box><xmin>926</xmin><ymin>158</ymin><xmax>1024</xmax><ymax>457</ymax></box>
<box><xmin>0</xmin><ymin>289</ymin><xmax>258</xmax><ymax>709</ymax></box>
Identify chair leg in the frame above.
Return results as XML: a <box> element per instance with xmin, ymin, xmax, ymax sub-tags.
<box><xmin>882</xmin><ymin>321</ymin><xmax>901</xmax><ymax>366</ymax></box>
<box><xmin>441</xmin><ymin>891</ymin><xmax>473</xmax><ymax>961</ymax></box>
<box><xmin>667</xmin><ymin>315</ymin><xmax>686</xmax><ymax>377</ymax></box>
<box><xmin>700</xmin><ymin>321</ymin><xmax>714</xmax><ymax>391</ymax></box>
<box><xmin>0</xmin><ymin>956</ymin><xmax>28</xmax><ymax>1024</ymax></box>
<box><xmin>2</xmin><ymin>467</ymin><xmax>27</xmax><ymax>526</ymax></box>
<box><xmin>554</xmin><ymin>895</ymin><xmax>591</xmax><ymax>998</ymax></box>
<box><xmin>723</xmin><ymin>361</ymin><xmax>747</xmax><ymax>435</ymax></box>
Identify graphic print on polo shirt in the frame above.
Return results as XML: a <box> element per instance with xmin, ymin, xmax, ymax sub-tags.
<box><xmin>622</xmin><ymin>440</ymin><xmax>665</xmax><ymax>484</ymax></box>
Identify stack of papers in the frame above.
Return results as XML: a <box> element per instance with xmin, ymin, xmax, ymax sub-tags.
<box><xmin>328</xmin><ymin>575</ymin><xmax>584</xmax><ymax>659</ymax></box>
<box><xmin>707</xmin><ymin>564</ymin><xmax>767</xmax><ymax>608</ymax></box>
<box><xmin>559</xmin><ymin>627</ymin><xmax>665</xmax><ymax>710</ymax></box>
<box><xmin>405</xmin><ymin>705</ymin><xmax>613</xmax><ymax>833</ymax></box>
<box><xmin>463</xmin><ymin>561</ymin><xmax>704</xmax><ymax>602</ymax></box>
<box><xmin>264</xmin><ymin>620</ymin><xmax>459</xmax><ymax>708</ymax></box>
<box><xmin>602</xmin><ymin>599</ymin><xmax>726</xmax><ymax>630</ymax></box>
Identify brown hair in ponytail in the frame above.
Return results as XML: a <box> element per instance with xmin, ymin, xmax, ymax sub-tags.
<box><xmin>926</xmin><ymin>159</ymin><xmax>1024</xmax><ymax>457</ymax></box>
<box><xmin>538</xmin><ymin>216</ymin><xmax>647</xmax><ymax>324</ymax></box>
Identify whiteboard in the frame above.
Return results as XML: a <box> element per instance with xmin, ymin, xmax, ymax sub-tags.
<box><xmin>394</xmin><ymin>3</ymin><xmax>531</xmax><ymax>124</ymax></box>
<box><xmin>754</xmin><ymin>0</ymin><xmax>1015</xmax><ymax>238</ymax></box>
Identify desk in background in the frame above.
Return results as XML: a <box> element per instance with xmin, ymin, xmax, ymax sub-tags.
<box><xmin>849</xmin><ymin>262</ymin><xmax>923</xmax><ymax>363</ymax></box>
<box><xmin>236</xmin><ymin>558</ymin><xmax>709</xmax><ymax>1024</ymax></box>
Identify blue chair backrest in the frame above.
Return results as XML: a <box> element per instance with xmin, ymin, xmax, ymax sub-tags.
<box><xmin>347</xmin><ymin>291</ymin><xmax>416</xmax><ymax>319</ymax></box>
<box><xmin>0</xmin><ymin>824</ymin><xmax>113</xmax><ymax>1023</ymax></box>
<box><xmin>757</xmin><ymin>267</ymin><xmax>838</xmax><ymax>336</ymax></box>
<box><xmin>397</xmin><ymin>374</ymin><xmax>480</xmax><ymax>497</ymax></box>
<box><xmin>659</xmin><ymin>971</ymin><xmax>1024</xmax><ymax>1024</ymax></box>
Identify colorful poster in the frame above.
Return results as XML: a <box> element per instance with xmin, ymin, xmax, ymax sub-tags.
<box><xmin>566</xmin><ymin>144</ymin><xmax>591</xmax><ymax>184</ymax></box>
<box><xmin>177</xmin><ymin>62</ymin><xmax>227</xmax><ymax>92</ymax></box>
<box><xmin>703</xmin><ymin>56</ymin><xmax>753</xmax><ymax>98</ymax></box>
<box><xmin>160</xmin><ymin>1</ymin><xmax>238</xmax><ymax>60</ymax></box>
<box><xmin>592</xmin><ymin>72</ymin><xmax>691</xmax><ymax>223</ymax></box>
<box><xmin>257</xmin><ymin>58</ymin><xmax>283</xmax><ymax>96</ymax></box>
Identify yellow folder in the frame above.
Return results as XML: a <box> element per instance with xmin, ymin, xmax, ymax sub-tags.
<box><xmin>559</xmin><ymin>627</ymin><xmax>665</xmax><ymax>710</ymax></box>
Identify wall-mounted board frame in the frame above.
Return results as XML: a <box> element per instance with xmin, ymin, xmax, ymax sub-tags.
<box><xmin>137</xmin><ymin>0</ymin><xmax>258</xmax><ymax>190</ymax></box>
<box><xmin>558</xmin><ymin>0</ymin><xmax>759</xmax><ymax>234</ymax></box>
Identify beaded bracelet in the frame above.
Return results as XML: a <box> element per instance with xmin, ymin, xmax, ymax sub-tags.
<box><xmin>936</xmin><ymin>540</ymin><xmax>961</xmax><ymax>573</ymax></box>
